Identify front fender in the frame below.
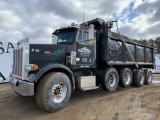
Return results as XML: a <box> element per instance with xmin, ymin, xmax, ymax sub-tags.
<box><xmin>28</xmin><ymin>63</ymin><xmax>75</xmax><ymax>90</ymax></box>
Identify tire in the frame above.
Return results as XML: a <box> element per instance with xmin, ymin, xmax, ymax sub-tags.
<box><xmin>36</xmin><ymin>72</ymin><xmax>71</xmax><ymax>112</ymax></box>
<box><xmin>144</xmin><ymin>69</ymin><xmax>152</xmax><ymax>85</ymax></box>
<box><xmin>119</xmin><ymin>68</ymin><xmax>132</xmax><ymax>88</ymax></box>
<box><xmin>101</xmin><ymin>68</ymin><xmax>119</xmax><ymax>91</ymax></box>
<box><xmin>133</xmin><ymin>69</ymin><xmax>145</xmax><ymax>87</ymax></box>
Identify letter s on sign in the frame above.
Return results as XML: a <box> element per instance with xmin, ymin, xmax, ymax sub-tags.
<box><xmin>0</xmin><ymin>42</ymin><xmax>4</xmax><ymax>54</ymax></box>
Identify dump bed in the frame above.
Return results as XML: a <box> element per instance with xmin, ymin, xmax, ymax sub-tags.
<box><xmin>106</xmin><ymin>32</ymin><xmax>154</xmax><ymax>68</ymax></box>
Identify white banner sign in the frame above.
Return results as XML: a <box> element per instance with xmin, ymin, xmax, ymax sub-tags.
<box><xmin>0</xmin><ymin>41</ymin><xmax>15</xmax><ymax>83</ymax></box>
<box><xmin>152</xmin><ymin>54</ymin><xmax>160</xmax><ymax>73</ymax></box>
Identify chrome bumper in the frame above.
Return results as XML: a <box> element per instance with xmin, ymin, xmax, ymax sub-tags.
<box><xmin>10</xmin><ymin>77</ymin><xmax>34</xmax><ymax>96</ymax></box>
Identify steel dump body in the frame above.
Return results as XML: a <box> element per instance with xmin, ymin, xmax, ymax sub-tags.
<box><xmin>102</xmin><ymin>32</ymin><xmax>154</xmax><ymax>68</ymax></box>
<box><xmin>83</xmin><ymin>18</ymin><xmax>154</xmax><ymax>69</ymax></box>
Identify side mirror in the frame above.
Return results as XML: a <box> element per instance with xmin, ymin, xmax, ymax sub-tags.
<box><xmin>88</xmin><ymin>24</ymin><xmax>94</xmax><ymax>40</ymax></box>
<box><xmin>52</xmin><ymin>35</ymin><xmax>58</xmax><ymax>44</ymax></box>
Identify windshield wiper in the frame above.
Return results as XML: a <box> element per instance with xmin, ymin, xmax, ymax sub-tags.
<box><xmin>57</xmin><ymin>42</ymin><xmax>72</xmax><ymax>45</ymax></box>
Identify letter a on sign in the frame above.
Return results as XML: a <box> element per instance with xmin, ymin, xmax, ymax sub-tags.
<box><xmin>0</xmin><ymin>72</ymin><xmax>6</xmax><ymax>81</ymax></box>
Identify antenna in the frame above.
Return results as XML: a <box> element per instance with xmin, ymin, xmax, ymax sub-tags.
<box><xmin>83</xmin><ymin>0</ymin><xmax>85</xmax><ymax>23</ymax></box>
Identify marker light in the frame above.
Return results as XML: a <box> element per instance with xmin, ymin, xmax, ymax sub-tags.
<box><xmin>33</xmin><ymin>64</ymin><xmax>39</xmax><ymax>71</ymax></box>
<box><xmin>71</xmin><ymin>23</ymin><xmax>75</xmax><ymax>26</ymax></box>
<box><xmin>84</xmin><ymin>22</ymin><xmax>88</xmax><ymax>26</ymax></box>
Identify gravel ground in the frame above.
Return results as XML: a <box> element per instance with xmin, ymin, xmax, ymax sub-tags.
<box><xmin>0</xmin><ymin>74</ymin><xmax>160</xmax><ymax>120</ymax></box>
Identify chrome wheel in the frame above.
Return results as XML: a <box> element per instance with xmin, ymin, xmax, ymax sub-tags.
<box><xmin>148</xmin><ymin>72</ymin><xmax>152</xmax><ymax>82</ymax></box>
<box><xmin>51</xmin><ymin>82</ymin><xmax>67</xmax><ymax>103</ymax></box>
<box><xmin>108</xmin><ymin>73</ymin><xmax>117</xmax><ymax>87</ymax></box>
<box><xmin>139</xmin><ymin>73</ymin><xmax>144</xmax><ymax>84</ymax></box>
<box><xmin>124</xmin><ymin>72</ymin><xmax>131</xmax><ymax>85</ymax></box>
<box><xmin>133</xmin><ymin>69</ymin><xmax>145</xmax><ymax>87</ymax></box>
<box><xmin>144</xmin><ymin>69</ymin><xmax>153</xmax><ymax>85</ymax></box>
<box><xmin>119</xmin><ymin>68</ymin><xmax>132</xmax><ymax>88</ymax></box>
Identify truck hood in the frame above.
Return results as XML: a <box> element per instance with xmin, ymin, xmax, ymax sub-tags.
<box><xmin>29</xmin><ymin>44</ymin><xmax>67</xmax><ymax>66</ymax></box>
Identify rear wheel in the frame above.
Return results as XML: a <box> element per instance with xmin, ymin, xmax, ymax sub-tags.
<box><xmin>144</xmin><ymin>69</ymin><xmax>152</xmax><ymax>85</ymax></box>
<box><xmin>36</xmin><ymin>72</ymin><xmax>71</xmax><ymax>112</ymax></box>
<box><xmin>133</xmin><ymin>69</ymin><xmax>145</xmax><ymax>87</ymax></box>
<box><xmin>101</xmin><ymin>68</ymin><xmax>119</xmax><ymax>91</ymax></box>
<box><xmin>119</xmin><ymin>68</ymin><xmax>132</xmax><ymax>88</ymax></box>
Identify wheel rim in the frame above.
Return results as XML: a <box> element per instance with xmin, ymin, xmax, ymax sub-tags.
<box><xmin>51</xmin><ymin>82</ymin><xmax>67</xmax><ymax>103</ymax></box>
<box><xmin>124</xmin><ymin>71</ymin><xmax>131</xmax><ymax>85</ymax></box>
<box><xmin>148</xmin><ymin>72</ymin><xmax>152</xmax><ymax>82</ymax></box>
<box><xmin>108</xmin><ymin>73</ymin><xmax>117</xmax><ymax>87</ymax></box>
<box><xmin>140</xmin><ymin>73</ymin><xmax>144</xmax><ymax>84</ymax></box>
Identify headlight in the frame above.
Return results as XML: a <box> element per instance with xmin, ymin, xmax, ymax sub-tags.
<box><xmin>26</xmin><ymin>65</ymin><xmax>32</xmax><ymax>71</ymax></box>
<box><xmin>25</xmin><ymin>64</ymin><xmax>39</xmax><ymax>72</ymax></box>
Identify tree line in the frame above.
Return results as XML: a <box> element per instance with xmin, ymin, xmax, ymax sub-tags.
<box><xmin>136</xmin><ymin>37</ymin><xmax>160</xmax><ymax>54</ymax></box>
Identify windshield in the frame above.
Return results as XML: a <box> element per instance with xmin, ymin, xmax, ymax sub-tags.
<box><xmin>53</xmin><ymin>28</ymin><xmax>76</xmax><ymax>44</ymax></box>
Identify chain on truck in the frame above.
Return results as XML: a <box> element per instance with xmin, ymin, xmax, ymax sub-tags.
<box><xmin>9</xmin><ymin>18</ymin><xmax>155</xmax><ymax>112</ymax></box>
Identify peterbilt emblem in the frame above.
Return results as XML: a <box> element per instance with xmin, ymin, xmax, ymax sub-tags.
<box><xmin>44</xmin><ymin>51</ymin><xmax>51</xmax><ymax>55</ymax></box>
<box><xmin>78</xmin><ymin>47</ymin><xmax>91</xmax><ymax>57</ymax></box>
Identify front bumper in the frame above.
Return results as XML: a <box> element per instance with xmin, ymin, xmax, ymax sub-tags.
<box><xmin>10</xmin><ymin>77</ymin><xmax>34</xmax><ymax>96</ymax></box>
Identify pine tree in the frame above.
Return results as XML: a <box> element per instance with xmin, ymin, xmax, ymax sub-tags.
<box><xmin>154</xmin><ymin>37</ymin><xmax>160</xmax><ymax>54</ymax></box>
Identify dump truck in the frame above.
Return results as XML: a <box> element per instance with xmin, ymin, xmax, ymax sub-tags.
<box><xmin>9</xmin><ymin>18</ymin><xmax>155</xmax><ymax>112</ymax></box>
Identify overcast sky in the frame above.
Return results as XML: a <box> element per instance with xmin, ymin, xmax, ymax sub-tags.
<box><xmin>0</xmin><ymin>0</ymin><xmax>159</xmax><ymax>43</ymax></box>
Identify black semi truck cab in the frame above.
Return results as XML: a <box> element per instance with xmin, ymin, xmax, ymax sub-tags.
<box><xmin>9</xmin><ymin>18</ymin><xmax>155</xmax><ymax>112</ymax></box>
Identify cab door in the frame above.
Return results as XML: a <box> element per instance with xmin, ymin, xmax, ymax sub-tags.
<box><xmin>76</xmin><ymin>28</ymin><xmax>96</xmax><ymax>68</ymax></box>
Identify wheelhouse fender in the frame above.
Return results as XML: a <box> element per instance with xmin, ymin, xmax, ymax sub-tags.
<box><xmin>28</xmin><ymin>63</ymin><xmax>75</xmax><ymax>90</ymax></box>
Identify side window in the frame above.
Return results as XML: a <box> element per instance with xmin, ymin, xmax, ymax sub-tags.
<box><xmin>83</xmin><ymin>32</ymin><xmax>88</xmax><ymax>42</ymax></box>
<box><xmin>78</xmin><ymin>31</ymin><xmax>82</xmax><ymax>43</ymax></box>
<box><xmin>77</xmin><ymin>31</ymin><xmax>90</xmax><ymax>45</ymax></box>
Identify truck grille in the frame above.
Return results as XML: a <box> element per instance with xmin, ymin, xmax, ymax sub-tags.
<box><xmin>12</xmin><ymin>48</ymin><xmax>23</xmax><ymax>77</ymax></box>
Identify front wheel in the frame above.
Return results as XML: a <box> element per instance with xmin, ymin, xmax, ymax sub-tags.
<box><xmin>36</xmin><ymin>72</ymin><xmax>71</xmax><ymax>112</ymax></box>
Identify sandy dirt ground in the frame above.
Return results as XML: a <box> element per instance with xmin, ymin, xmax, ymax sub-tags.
<box><xmin>0</xmin><ymin>74</ymin><xmax>160</xmax><ymax>120</ymax></box>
